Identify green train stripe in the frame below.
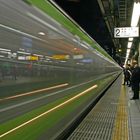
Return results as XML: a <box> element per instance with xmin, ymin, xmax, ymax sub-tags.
<box><xmin>26</xmin><ymin>0</ymin><xmax>114</xmax><ymax>62</ymax></box>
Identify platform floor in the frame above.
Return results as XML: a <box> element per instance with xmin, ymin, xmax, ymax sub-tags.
<box><xmin>67</xmin><ymin>75</ymin><xmax>140</xmax><ymax>140</ymax></box>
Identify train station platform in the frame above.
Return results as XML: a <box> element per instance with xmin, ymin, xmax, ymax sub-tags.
<box><xmin>67</xmin><ymin>75</ymin><xmax>140</xmax><ymax>140</ymax></box>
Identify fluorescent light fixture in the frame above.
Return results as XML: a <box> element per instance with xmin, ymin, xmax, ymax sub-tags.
<box><xmin>17</xmin><ymin>51</ymin><xmax>31</xmax><ymax>55</ymax></box>
<box><xmin>131</xmin><ymin>2</ymin><xmax>140</xmax><ymax>26</ymax></box>
<box><xmin>125</xmin><ymin>1</ymin><xmax>140</xmax><ymax>65</ymax></box>
<box><xmin>33</xmin><ymin>54</ymin><xmax>43</xmax><ymax>57</ymax></box>
<box><xmin>73</xmin><ymin>38</ymin><xmax>80</xmax><ymax>44</ymax></box>
<box><xmin>19</xmin><ymin>48</ymin><xmax>25</xmax><ymax>51</ymax></box>
<box><xmin>127</xmin><ymin>42</ymin><xmax>132</xmax><ymax>49</ymax></box>
<box><xmin>0</xmin><ymin>51</ymin><xmax>10</xmax><ymax>54</ymax></box>
<box><xmin>127</xmin><ymin>49</ymin><xmax>131</xmax><ymax>54</ymax></box>
<box><xmin>0</xmin><ymin>48</ymin><xmax>11</xmax><ymax>52</ymax></box>
<box><xmin>38</xmin><ymin>32</ymin><xmax>45</xmax><ymax>36</ymax></box>
<box><xmin>73</xmin><ymin>39</ymin><xmax>78</xmax><ymax>43</ymax></box>
<box><xmin>18</xmin><ymin>56</ymin><xmax>26</xmax><ymax>60</ymax></box>
<box><xmin>128</xmin><ymin>38</ymin><xmax>133</xmax><ymax>41</ymax></box>
<box><xmin>125</xmin><ymin>52</ymin><xmax>130</xmax><ymax>64</ymax></box>
<box><xmin>81</xmin><ymin>43</ymin><xmax>89</xmax><ymax>49</ymax></box>
<box><xmin>73</xmin><ymin>54</ymin><xmax>83</xmax><ymax>59</ymax></box>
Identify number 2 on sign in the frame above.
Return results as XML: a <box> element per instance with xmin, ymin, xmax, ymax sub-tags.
<box><xmin>115</xmin><ymin>29</ymin><xmax>120</xmax><ymax>37</ymax></box>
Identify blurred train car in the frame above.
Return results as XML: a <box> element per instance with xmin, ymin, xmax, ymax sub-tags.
<box><xmin>0</xmin><ymin>0</ymin><xmax>121</xmax><ymax>87</ymax></box>
<box><xmin>0</xmin><ymin>0</ymin><xmax>123</xmax><ymax>139</ymax></box>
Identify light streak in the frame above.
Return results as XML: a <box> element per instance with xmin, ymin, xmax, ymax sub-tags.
<box><xmin>0</xmin><ymin>79</ymin><xmax>97</xmax><ymax>112</ymax></box>
<box><xmin>0</xmin><ymin>83</ymin><xmax>69</xmax><ymax>101</ymax></box>
<box><xmin>27</xmin><ymin>13</ymin><xmax>59</xmax><ymax>32</ymax></box>
<box><xmin>0</xmin><ymin>23</ymin><xmax>45</xmax><ymax>42</ymax></box>
<box><xmin>0</xmin><ymin>84</ymin><xmax>97</xmax><ymax>138</ymax></box>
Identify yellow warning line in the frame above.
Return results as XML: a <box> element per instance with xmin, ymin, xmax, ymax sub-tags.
<box><xmin>112</xmin><ymin>86</ymin><xmax>129</xmax><ymax>140</ymax></box>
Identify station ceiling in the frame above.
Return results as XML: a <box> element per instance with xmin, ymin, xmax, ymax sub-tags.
<box><xmin>54</xmin><ymin>0</ymin><xmax>139</xmax><ymax>65</ymax></box>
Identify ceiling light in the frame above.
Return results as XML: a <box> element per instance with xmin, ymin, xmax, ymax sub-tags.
<box><xmin>33</xmin><ymin>54</ymin><xmax>43</xmax><ymax>57</ymax></box>
<box><xmin>38</xmin><ymin>32</ymin><xmax>45</xmax><ymax>36</ymax></box>
<box><xmin>118</xmin><ymin>49</ymin><xmax>122</xmax><ymax>52</ymax></box>
<box><xmin>0</xmin><ymin>48</ymin><xmax>11</xmax><ymax>52</ymax></box>
<box><xmin>127</xmin><ymin>42</ymin><xmax>132</xmax><ymax>49</ymax></box>
<box><xmin>126</xmin><ymin>49</ymin><xmax>131</xmax><ymax>62</ymax></box>
<box><xmin>131</xmin><ymin>2</ymin><xmax>140</xmax><ymax>26</ymax></box>
<box><xmin>127</xmin><ymin>49</ymin><xmax>131</xmax><ymax>54</ymax></box>
<box><xmin>128</xmin><ymin>38</ymin><xmax>133</xmax><ymax>41</ymax></box>
<box><xmin>81</xmin><ymin>43</ymin><xmax>89</xmax><ymax>49</ymax></box>
<box><xmin>17</xmin><ymin>51</ymin><xmax>31</xmax><ymax>55</ymax></box>
<box><xmin>125</xmin><ymin>1</ymin><xmax>140</xmax><ymax>64</ymax></box>
<box><xmin>73</xmin><ymin>39</ymin><xmax>79</xmax><ymax>43</ymax></box>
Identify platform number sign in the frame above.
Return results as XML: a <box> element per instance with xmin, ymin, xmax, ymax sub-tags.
<box><xmin>114</xmin><ymin>27</ymin><xmax>139</xmax><ymax>38</ymax></box>
<box><xmin>115</xmin><ymin>28</ymin><xmax>120</xmax><ymax>37</ymax></box>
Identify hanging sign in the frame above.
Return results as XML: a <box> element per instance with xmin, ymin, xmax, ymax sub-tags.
<box><xmin>114</xmin><ymin>27</ymin><xmax>139</xmax><ymax>38</ymax></box>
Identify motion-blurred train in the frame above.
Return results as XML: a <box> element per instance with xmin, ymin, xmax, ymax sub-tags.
<box><xmin>0</xmin><ymin>1</ymin><xmax>122</xmax><ymax>139</ymax></box>
<box><xmin>0</xmin><ymin>0</ymin><xmax>121</xmax><ymax>84</ymax></box>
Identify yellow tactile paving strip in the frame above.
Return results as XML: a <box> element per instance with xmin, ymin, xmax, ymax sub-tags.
<box><xmin>67</xmin><ymin>75</ymin><xmax>131</xmax><ymax>140</ymax></box>
<box><xmin>112</xmin><ymin>86</ymin><xmax>129</xmax><ymax>140</ymax></box>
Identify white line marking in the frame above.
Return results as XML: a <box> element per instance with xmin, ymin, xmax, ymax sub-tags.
<box><xmin>27</xmin><ymin>12</ymin><xmax>69</xmax><ymax>39</ymax></box>
<box><xmin>0</xmin><ymin>79</ymin><xmax>94</xmax><ymax>112</ymax></box>
<box><xmin>27</xmin><ymin>12</ymin><xmax>59</xmax><ymax>32</ymax></box>
<box><xmin>0</xmin><ymin>83</ymin><xmax>69</xmax><ymax>101</ymax></box>
<box><xmin>0</xmin><ymin>84</ymin><xmax>97</xmax><ymax>138</ymax></box>
<box><xmin>0</xmin><ymin>23</ymin><xmax>45</xmax><ymax>41</ymax></box>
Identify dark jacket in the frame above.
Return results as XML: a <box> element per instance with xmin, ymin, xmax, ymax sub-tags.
<box><xmin>123</xmin><ymin>68</ymin><xmax>131</xmax><ymax>80</ymax></box>
<box><xmin>131</xmin><ymin>66</ymin><xmax>140</xmax><ymax>83</ymax></box>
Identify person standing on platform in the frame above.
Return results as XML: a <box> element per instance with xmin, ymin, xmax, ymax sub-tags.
<box><xmin>122</xmin><ymin>65</ymin><xmax>131</xmax><ymax>86</ymax></box>
<box><xmin>131</xmin><ymin>61</ymin><xmax>140</xmax><ymax>100</ymax></box>
<box><xmin>127</xmin><ymin>64</ymin><xmax>133</xmax><ymax>86</ymax></box>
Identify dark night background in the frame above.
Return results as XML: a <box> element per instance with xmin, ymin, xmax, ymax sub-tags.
<box><xmin>54</xmin><ymin>0</ymin><xmax>117</xmax><ymax>61</ymax></box>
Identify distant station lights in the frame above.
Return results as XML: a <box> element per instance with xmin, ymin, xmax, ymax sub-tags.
<box><xmin>127</xmin><ymin>42</ymin><xmax>132</xmax><ymax>49</ymax></box>
<box><xmin>124</xmin><ymin>1</ymin><xmax>140</xmax><ymax>66</ymax></box>
<box><xmin>131</xmin><ymin>1</ymin><xmax>140</xmax><ymax>27</ymax></box>
<box><xmin>128</xmin><ymin>38</ymin><xmax>133</xmax><ymax>41</ymax></box>
<box><xmin>114</xmin><ymin>1</ymin><xmax>140</xmax><ymax>66</ymax></box>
